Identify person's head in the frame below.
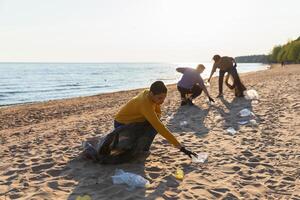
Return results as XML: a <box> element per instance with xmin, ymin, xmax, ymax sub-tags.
<box><xmin>149</xmin><ymin>81</ymin><xmax>167</xmax><ymax>105</ymax></box>
<box><xmin>212</xmin><ymin>54</ymin><xmax>221</xmax><ymax>62</ymax></box>
<box><xmin>196</xmin><ymin>64</ymin><xmax>205</xmax><ymax>74</ymax></box>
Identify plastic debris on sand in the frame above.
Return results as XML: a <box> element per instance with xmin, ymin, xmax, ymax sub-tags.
<box><xmin>192</xmin><ymin>153</ymin><xmax>209</xmax><ymax>163</ymax></box>
<box><xmin>244</xmin><ymin>89</ymin><xmax>259</xmax><ymax>100</ymax></box>
<box><xmin>112</xmin><ymin>169</ymin><xmax>150</xmax><ymax>190</ymax></box>
<box><xmin>226</xmin><ymin>127</ymin><xmax>237</xmax><ymax>135</ymax></box>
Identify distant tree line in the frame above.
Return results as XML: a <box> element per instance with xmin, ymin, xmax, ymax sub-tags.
<box><xmin>235</xmin><ymin>36</ymin><xmax>300</xmax><ymax>64</ymax></box>
<box><xmin>268</xmin><ymin>36</ymin><xmax>300</xmax><ymax>63</ymax></box>
<box><xmin>235</xmin><ymin>55</ymin><xmax>268</xmax><ymax>63</ymax></box>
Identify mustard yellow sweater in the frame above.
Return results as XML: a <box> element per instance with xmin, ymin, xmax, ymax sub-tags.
<box><xmin>115</xmin><ymin>90</ymin><xmax>180</xmax><ymax>147</ymax></box>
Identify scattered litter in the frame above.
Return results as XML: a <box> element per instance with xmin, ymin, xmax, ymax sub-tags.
<box><xmin>239</xmin><ymin>109</ymin><xmax>254</xmax><ymax>117</ymax></box>
<box><xmin>226</xmin><ymin>127</ymin><xmax>237</xmax><ymax>135</ymax></box>
<box><xmin>249</xmin><ymin>119</ymin><xmax>258</xmax><ymax>126</ymax></box>
<box><xmin>191</xmin><ymin>153</ymin><xmax>209</xmax><ymax>163</ymax></box>
<box><xmin>238</xmin><ymin>120</ymin><xmax>248</xmax><ymax>125</ymax></box>
<box><xmin>175</xmin><ymin>169</ymin><xmax>184</xmax><ymax>180</ymax></box>
<box><xmin>180</xmin><ymin>121</ymin><xmax>188</xmax><ymax>126</ymax></box>
<box><xmin>244</xmin><ymin>89</ymin><xmax>259</xmax><ymax>100</ymax></box>
<box><xmin>76</xmin><ymin>195</ymin><xmax>92</xmax><ymax>200</ymax></box>
<box><xmin>112</xmin><ymin>169</ymin><xmax>149</xmax><ymax>190</ymax></box>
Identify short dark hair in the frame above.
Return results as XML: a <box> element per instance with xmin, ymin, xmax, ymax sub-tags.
<box><xmin>213</xmin><ymin>54</ymin><xmax>221</xmax><ymax>61</ymax></box>
<box><xmin>150</xmin><ymin>81</ymin><xmax>167</xmax><ymax>95</ymax></box>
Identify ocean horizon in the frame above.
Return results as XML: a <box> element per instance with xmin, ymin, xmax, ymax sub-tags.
<box><xmin>0</xmin><ymin>62</ymin><xmax>268</xmax><ymax>106</ymax></box>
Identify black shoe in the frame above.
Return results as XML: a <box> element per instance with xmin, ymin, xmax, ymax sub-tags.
<box><xmin>181</xmin><ymin>101</ymin><xmax>187</xmax><ymax>106</ymax></box>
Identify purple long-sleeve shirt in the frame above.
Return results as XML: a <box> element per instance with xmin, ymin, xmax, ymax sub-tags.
<box><xmin>177</xmin><ymin>67</ymin><xmax>210</xmax><ymax>98</ymax></box>
<box><xmin>177</xmin><ymin>68</ymin><xmax>205</xmax><ymax>89</ymax></box>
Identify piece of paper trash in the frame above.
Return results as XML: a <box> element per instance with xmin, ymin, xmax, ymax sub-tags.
<box><xmin>239</xmin><ymin>109</ymin><xmax>254</xmax><ymax>117</ymax></box>
<box><xmin>226</xmin><ymin>127</ymin><xmax>237</xmax><ymax>135</ymax></box>
<box><xmin>238</xmin><ymin>120</ymin><xmax>248</xmax><ymax>125</ymax></box>
<box><xmin>192</xmin><ymin>153</ymin><xmax>209</xmax><ymax>163</ymax></box>
<box><xmin>112</xmin><ymin>169</ymin><xmax>150</xmax><ymax>190</ymax></box>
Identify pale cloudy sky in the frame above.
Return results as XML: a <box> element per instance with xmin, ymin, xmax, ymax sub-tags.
<box><xmin>0</xmin><ymin>0</ymin><xmax>299</xmax><ymax>62</ymax></box>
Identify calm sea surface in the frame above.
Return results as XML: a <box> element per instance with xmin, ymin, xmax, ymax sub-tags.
<box><xmin>0</xmin><ymin>62</ymin><xmax>268</xmax><ymax>106</ymax></box>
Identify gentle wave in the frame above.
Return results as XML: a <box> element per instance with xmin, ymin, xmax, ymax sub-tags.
<box><xmin>0</xmin><ymin>62</ymin><xmax>268</xmax><ymax>106</ymax></box>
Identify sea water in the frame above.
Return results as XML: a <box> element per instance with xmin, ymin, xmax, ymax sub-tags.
<box><xmin>0</xmin><ymin>62</ymin><xmax>268</xmax><ymax>106</ymax></box>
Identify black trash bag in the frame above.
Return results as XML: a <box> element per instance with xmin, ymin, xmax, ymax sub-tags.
<box><xmin>225</xmin><ymin>66</ymin><xmax>246</xmax><ymax>97</ymax></box>
<box><xmin>83</xmin><ymin>121</ymin><xmax>152</xmax><ymax>164</ymax></box>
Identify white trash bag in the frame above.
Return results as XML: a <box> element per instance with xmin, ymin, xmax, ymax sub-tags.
<box><xmin>244</xmin><ymin>89</ymin><xmax>259</xmax><ymax>100</ymax></box>
<box><xmin>192</xmin><ymin>153</ymin><xmax>209</xmax><ymax>163</ymax></box>
<box><xmin>226</xmin><ymin>127</ymin><xmax>237</xmax><ymax>135</ymax></box>
<box><xmin>112</xmin><ymin>169</ymin><xmax>150</xmax><ymax>190</ymax></box>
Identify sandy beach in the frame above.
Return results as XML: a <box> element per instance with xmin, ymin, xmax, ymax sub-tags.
<box><xmin>0</xmin><ymin>64</ymin><xmax>299</xmax><ymax>200</ymax></box>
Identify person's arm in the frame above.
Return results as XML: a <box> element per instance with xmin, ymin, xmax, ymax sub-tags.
<box><xmin>208</xmin><ymin>63</ymin><xmax>217</xmax><ymax>82</ymax></box>
<box><xmin>231</xmin><ymin>57</ymin><xmax>237</xmax><ymax>67</ymax></box>
<box><xmin>198</xmin><ymin>78</ymin><xmax>215</xmax><ymax>102</ymax></box>
<box><xmin>176</xmin><ymin>67</ymin><xmax>186</xmax><ymax>74</ymax></box>
<box><xmin>140</xmin><ymin>105</ymin><xmax>181</xmax><ymax>148</ymax></box>
<box><xmin>198</xmin><ymin>78</ymin><xmax>210</xmax><ymax>97</ymax></box>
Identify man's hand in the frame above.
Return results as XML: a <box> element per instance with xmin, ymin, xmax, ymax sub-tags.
<box><xmin>208</xmin><ymin>96</ymin><xmax>215</xmax><ymax>103</ymax></box>
<box><xmin>180</xmin><ymin>147</ymin><xmax>197</xmax><ymax>158</ymax></box>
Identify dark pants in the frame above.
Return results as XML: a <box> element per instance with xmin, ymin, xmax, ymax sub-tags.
<box><xmin>177</xmin><ymin>84</ymin><xmax>203</xmax><ymax>100</ymax></box>
<box><xmin>114</xmin><ymin>120</ymin><xmax>157</xmax><ymax>152</ymax></box>
<box><xmin>219</xmin><ymin>67</ymin><xmax>246</xmax><ymax>97</ymax></box>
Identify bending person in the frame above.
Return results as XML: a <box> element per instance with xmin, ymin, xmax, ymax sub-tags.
<box><xmin>92</xmin><ymin>81</ymin><xmax>197</xmax><ymax>163</ymax></box>
<box><xmin>208</xmin><ymin>55</ymin><xmax>246</xmax><ymax>97</ymax></box>
<box><xmin>177</xmin><ymin>64</ymin><xmax>214</xmax><ymax>106</ymax></box>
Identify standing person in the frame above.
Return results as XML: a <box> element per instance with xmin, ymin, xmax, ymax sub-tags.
<box><xmin>177</xmin><ymin>64</ymin><xmax>214</xmax><ymax>106</ymax></box>
<box><xmin>83</xmin><ymin>81</ymin><xmax>197</xmax><ymax>164</ymax></box>
<box><xmin>207</xmin><ymin>55</ymin><xmax>246</xmax><ymax>97</ymax></box>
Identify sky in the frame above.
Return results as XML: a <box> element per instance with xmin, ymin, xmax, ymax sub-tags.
<box><xmin>0</xmin><ymin>0</ymin><xmax>299</xmax><ymax>62</ymax></box>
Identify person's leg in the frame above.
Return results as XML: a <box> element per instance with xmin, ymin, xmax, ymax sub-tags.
<box><xmin>228</xmin><ymin>67</ymin><xmax>246</xmax><ymax>97</ymax></box>
<box><xmin>218</xmin><ymin>70</ymin><xmax>226</xmax><ymax>96</ymax></box>
<box><xmin>177</xmin><ymin>85</ymin><xmax>191</xmax><ymax>106</ymax></box>
<box><xmin>191</xmin><ymin>84</ymin><xmax>203</xmax><ymax>99</ymax></box>
<box><xmin>138</xmin><ymin>124</ymin><xmax>157</xmax><ymax>151</ymax></box>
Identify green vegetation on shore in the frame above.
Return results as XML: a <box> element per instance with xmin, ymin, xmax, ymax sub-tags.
<box><xmin>236</xmin><ymin>36</ymin><xmax>300</xmax><ymax>64</ymax></box>
<box><xmin>269</xmin><ymin>36</ymin><xmax>300</xmax><ymax>63</ymax></box>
